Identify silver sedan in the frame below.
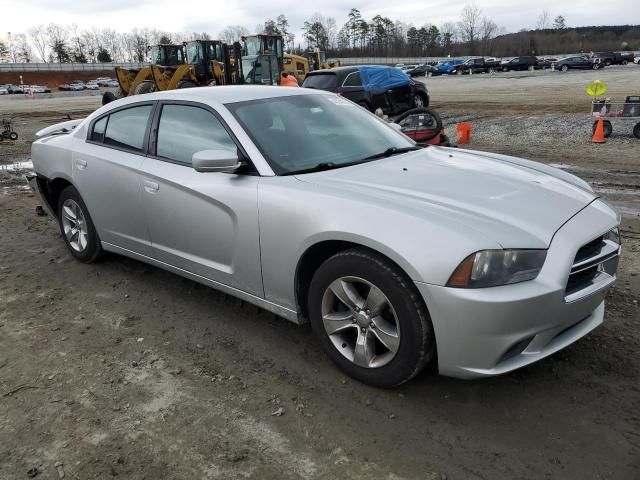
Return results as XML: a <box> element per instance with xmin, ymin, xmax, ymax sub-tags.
<box><xmin>29</xmin><ymin>86</ymin><xmax>620</xmax><ymax>387</ymax></box>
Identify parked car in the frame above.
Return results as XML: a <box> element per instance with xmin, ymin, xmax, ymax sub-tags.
<box><xmin>450</xmin><ymin>57</ymin><xmax>500</xmax><ymax>74</ymax></box>
<box><xmin>612</xmin><ymin>52</ymin><xmax>634</xmax><ymax>65</ymax></box>
<box><xmin>97</xmin><ymin>78</ymin><xmax>115</xmax><ymax>87</ymax></box>
<box><xmin>0</xmin><ymin>86</ymin><xmax>8</xmax><ymax>95</ymax></box>
<box><xmin>634</xmin><ymin>55</ymin><xmax>640</xmax><ymax>64</ymax></box>
<box><xmin>6</xmin><ymin>84</ymin><xmax>24</xmax><ymax>94</ymax></box>
<box><xmin>433</xmin><ymin>59</ymin><xmax>465</xmax><ymax>75</ymax></box>
<box><xmin>537</xmin><ymin>57</ymin><xmax>558</xmax><ymax>68</ymax></box>
<box><xmin>106</xmin><ymin>80</ymin><xmax>119</xmax><ymax>87</ymax></box>
<box><xmin>302</xmin><ymin>66</ymin><xmax>429</xmax><ymax>115</ymax></box>
<box><xmin>86</xmin><ymin>82</ymin><xmax>100</xmax><ymax>90</ymax></box>
<box><xmin>589</xmin><ymin>51</ymin><xmax>633</xmax><ymax>66</ymax></box>
<box><xmin>405</xmin><ymin>64</ymin><xmax>438</xmax><ymax>77</ymax></box>
<box><xmin>500</xmin><ymin>56</ymin><xmax>538</xmax><ymax>71</ymax></box>
<box><xmin>29</xmin><ymin>86</ymin><xmax>621</xmax><ymax>387</ymax></box>
<box><xmin>554</xmin><ymin>56</ymin><xmax>602</xmax><ymax>71</ymax></box>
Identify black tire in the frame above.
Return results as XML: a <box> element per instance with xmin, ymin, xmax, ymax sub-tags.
<box><xmin>592</xmin><ymin>120</ymin><xmax>613</xmax><ymax>138</ymax></box>
<box><xmin>57</xmin><ymin>186</ymin><xmax>102</xmax><ymax>263</ymax></box>
<box><xmin>308</xmin><ymin>248</ymin><xmax>435</xmax><ymax>387</ymax></box>
<box><xmin>633</xmin><ymin>122</ymin><xmax>640</xmax><ymax>139</ymax></box>
<box><xmin>561</xmin><ymin>64</ymin><xmax>569</xmax><ymax>72</ymax></box>
<box><xmin>102</xmin><ymin>91</ymin><xmax>116</xmax><ymax>105</ymax></box>
<box><xmin>176</xmin><ymin>80</ymin><xmax>198</xmax><ymax>89</ymax></box>
<box><xmin>133</xmin><ymin>81</ymin><xmax>156</xmax><ymax>95</ymax></box>
<box><xmin>622</xmin><ymin>60</ymin><xmax>628</xmax><ymax>66</ymax></box>
<box><xmin>593</xmin><ymin>63</ymin><xmax>600</xmax><ymax>70</ymax></box>
<box><xmin>9</xmin><ymin>131</ymin><xmax>18</xmax><ymax>140</ymax></box>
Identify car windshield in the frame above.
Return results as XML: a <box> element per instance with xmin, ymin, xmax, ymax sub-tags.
<box><xmin>226</xmin><ymin>94</ymin><xmax>416</xmax><ymax>175</ymax></box>
<box><xmin>301</xmin><ymin>74</ymin><xmax>338</xmax><ymax>91</ymax></box>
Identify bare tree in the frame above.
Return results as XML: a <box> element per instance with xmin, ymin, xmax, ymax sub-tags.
<box><xmin>28</xmin><ymin>25</ymin><xmax>48</xmax><ymax>62</ymax></box>
<box><xmin>458</xmin><ymin>3</ymin><xmax>482</xmax><ymax>54</ymax></box>
<box><xmin>479</xmin><ymin>17</ymin><xmax>498</xmax><ymax>55</ymax></box>
<box><xmin>219</xmin><ymin>25</ymin><xmax>249</xmax><ymax>44</ymax></box>
<box><xmin>10</xmin><ymin>33</ymin><xmax>33</xmax><ymax>62</ymax></box>
<box><xmin>536</xmin><ymin>10</ymin><xmax>551</xmax><ymax>30</ymax></box>
<box><xmin>440</xmin><ymin>22</ymin><xmax>458</xmax><ymax>53</ymax></box>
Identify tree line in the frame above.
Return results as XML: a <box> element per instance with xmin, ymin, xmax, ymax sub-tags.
<box><xmin>0</xmin><ymin>5</ymin><xmax>638</xmax><ymax>64</ymax></box>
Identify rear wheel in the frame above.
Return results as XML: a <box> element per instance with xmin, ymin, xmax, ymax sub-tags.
<box><xmin>133</xmin><ymin>81</ymin><xmax>156</xmax><ymax>95</ymax></box>
<box><xmin>8</xmin><ymin>131</ymin><xmax>18</xmax><ymax>140</ymax></box>
<box><xmin>605</xmin><ymin>59</ymin><xmax>612</xmax><ymax>66</ymax></box>
<box><xmin>57</xmin><ymin>186</ymin><xmax>102</xmax><ymax>263</ymax></box>
<box><xmin>622</xmin><ymin>60</ymin><xmax>629</xmax><ymax>66</ymax></box>
<box><xmin>561</xmin><ymin>64</ymin><xmax>569</xmax><ymax>72</ymax></box>
<box><xmin>413</xmin><ymin>94</ymin><xmax>426</xmax><ymax>108</ymax></box>
<box><xmin>308</xmin><ymin>248</ymin><xmax>435</xmax><ymax>387</ymax></box>
<box><xmin>176</xmin><ymin>80</ymin><xmax>198</xmax><ymax>89</ymax></box>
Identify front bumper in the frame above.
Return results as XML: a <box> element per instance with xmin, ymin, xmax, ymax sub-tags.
<box><xmin>418</xmin><ymin>199</ymin><xmax>620</xmax><ymax>379</ymax></box>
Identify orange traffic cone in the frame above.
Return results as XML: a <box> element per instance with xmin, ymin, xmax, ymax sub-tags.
<box><xmin>592</xmin><ymin>118</ymin><xmax>606</xmax><ymax>143</ymax></box>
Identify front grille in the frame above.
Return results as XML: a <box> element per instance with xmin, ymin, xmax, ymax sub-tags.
<box><xmin>574</xmin><ymin>236</ymin><xmax>605</xmax><ymax>263</ymax></box>
<box><xmin>564</xmin><ymin>231</ymin><xmax>620</xmax><ymax>301</ymax></box>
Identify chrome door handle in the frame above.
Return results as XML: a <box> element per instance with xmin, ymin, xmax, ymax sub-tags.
<box><xmin>76</xmin><ymin>159</ymin><xmax>87</xmax><ymax>169</ymax></box>
<box><xmin>143</xmin><ymin>180</ymin><xmax>159</xmax><ymax>193</ymax></box>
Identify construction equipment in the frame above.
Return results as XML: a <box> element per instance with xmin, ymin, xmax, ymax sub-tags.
<box><xmin>115</xmin><ymin>44</ymin><xmax>185</xmax><ymax>96</ymax></box>
<box><xmin>306</xmin><ymin>49</ymin><xmax>340</xmax><ymax>70</ymax></box>
<box><xmin>239</xmin><ymin>34</ymin><xmax>284</xmax><ymax>85</ymax></box>
<box><xmin>150</xmin><ymin>40</ymin><xmax>240</xmax><ymax>91</ymax></box>
<box><xmin>283</xmin><ymin>53</ymin><xmax>309</xmax><ymax>84</ymax></box>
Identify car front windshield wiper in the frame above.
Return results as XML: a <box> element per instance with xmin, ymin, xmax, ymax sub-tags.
<box><xmin>359</xmin><ymin>145</ymin><xmax>424</xmax><ymax>161</ymax></box>
<box><xmin>281</xmin><ymin>146</ymin><xmax>423</xmax><ymax>176</ymax></box>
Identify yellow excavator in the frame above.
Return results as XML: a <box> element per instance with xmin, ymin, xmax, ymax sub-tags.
<box><xmin>307</xmin><ymin>49</ymin><xmax>341</xmax><ymax>70</ymax></box>
<box><xmin>115</xmin><ymin>44</ymin><xmax>185</xmax><ymax>96</ymax></box>
<box><xmin>149</xmin><ymin>39</ymin><xmax>241</xmax><ymax>91</ymax></box>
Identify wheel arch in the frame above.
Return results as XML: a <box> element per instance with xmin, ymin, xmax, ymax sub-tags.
<box><xmin>294</xmin><ymin>237</ymin><xmax>422</xmax><ymax>320</ymax></box>
<box><xmin>42</xmin><ymin>176</ymin><xmax>75</xmax><ymax>217</ymax></box>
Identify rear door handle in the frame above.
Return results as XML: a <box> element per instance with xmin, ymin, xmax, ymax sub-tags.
<box><xmin>143</xmin><ymin>180</ymin><xmax>159</xmax><ymax>193</ymax></box>
<box><xmin>76</xmin><ymin>159</ymin><xmax>87</xmax><ymax>170</ymax></box>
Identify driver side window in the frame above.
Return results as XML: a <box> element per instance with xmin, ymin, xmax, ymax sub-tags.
<box><xmin>342</xmin><ymin>72</ymin><xmax>362</xmax><ymax>87</ymax></box>
<box><xmin>155</xmin><ymin>104</ymin><xmax>236</xmax><ymax>165</ymax></box>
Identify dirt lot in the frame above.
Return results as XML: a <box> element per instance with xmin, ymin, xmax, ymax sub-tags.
<box><xmin>1</xmin><ymin>68</ymin><xmax>639</xmax><ymax>480</ymax></box>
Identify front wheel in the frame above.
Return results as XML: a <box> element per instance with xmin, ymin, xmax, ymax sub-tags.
<box><xmin>561</xmin><ymin>65</ymin><xmax>569</xmax><ymax>72</ymax></box>
<box><xmin>593</xmin><ymin>63</ymin><xmax>601</xmax><ymax>70</ymax></box>
<box><xmin>57</xmin><ymin>186</ymin><xmax>102</xmax><ymax>263</ymax></box>
<box><xmin>308</xmin><ymin>248</ymin><xmax>435</xmax><ymax>387</ymax></box>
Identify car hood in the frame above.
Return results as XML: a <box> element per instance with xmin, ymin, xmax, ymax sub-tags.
<box><xmin>296</xmin><ymin>147</ymin><xmax>598</xmax><ymax>248</ymax></box>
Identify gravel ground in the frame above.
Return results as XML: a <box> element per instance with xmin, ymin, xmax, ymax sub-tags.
<box><xmin>0</xmin><ymin>71</ymin><xmax>639</xmax><ymax>479</ymax></box>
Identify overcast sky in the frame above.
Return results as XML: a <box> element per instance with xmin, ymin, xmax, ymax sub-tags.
<box><xmin>2</xmin><ymin>0</ymin><xmax>639</xmax><ymax>42</ymax></box>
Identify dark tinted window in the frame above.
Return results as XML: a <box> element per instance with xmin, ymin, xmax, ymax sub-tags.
<box><xmin>156</xmin><ymin>104</ymin><xmax>236</xmax><ymax>165</ymax></box>
<box><xmin>91</xmin><ymin>116</ymin><xmax>108</xmax><ymax>143</ymax></box>
<box><xmin>104</xmin><ymin>105</ymin><xmax>152</xmax><ymax>152</ymax></box>
<box><xmin>342</xmin><ymin>72</ymin><xmax>362</xmax><ymax>87</ymax></box>
<box><xmin>302</xmin><ymin>73</ymin><xmax>338</xmax><ymax>91</ymax></box>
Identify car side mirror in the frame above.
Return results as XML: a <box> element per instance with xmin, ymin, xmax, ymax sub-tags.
<box><xmin>192</xmin><ymin>150</ymin><xmax>241</xmax><ymax>173</ymax></box>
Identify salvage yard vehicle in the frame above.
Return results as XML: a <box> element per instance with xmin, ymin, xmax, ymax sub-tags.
<box><xmin>554</xmin><ymin>56</ymin><xmax>602</xmax><ymax>71</ymax></box>
<box><xmin>405</xmin><ymin>64</ymin><xmax>438</xmax><ymax>77</ymax></box>
<box><xmin>0</xmin><ymin>86</ymin><xmax>9</xmax><ymax>95</ymax></box>
<box><xmin>450</xmin><ymin>57</ymin><xmax>499</xmax><ymax>75</ymax></box>
<box><xmin>500</xmin><ymin>56</ymin><xmax>539</xmax><ymax>71</ymax></box>
<box><xmin>302</xmin><ymin>66</ymin><xmax>429</xmax><ymax>114</ymax></box>
<box><xmin>434</xmin><ymin>59</ymin><xmax>464</xmax><ymax>75</ymax></box>
<box><xmin>29</xmin><ymin>86</ymin><xmax>621</xmax><ymax>387</ymax></box>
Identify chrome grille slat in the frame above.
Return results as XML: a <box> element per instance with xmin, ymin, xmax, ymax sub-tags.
<box><xmin>564</xmin><ymin>231</ymin><xmax>620</xmax><ymax>303</ymax></box>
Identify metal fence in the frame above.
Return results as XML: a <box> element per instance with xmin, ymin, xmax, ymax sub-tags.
<box><xmin>330</xmin><ymin>57</ymin><xmax>475</xmax><ymax>65</ymax></box>
<box><xmin>0</xmin><ymin>62</ymin><xmax>147</xmax><ymax>72</ymax></box>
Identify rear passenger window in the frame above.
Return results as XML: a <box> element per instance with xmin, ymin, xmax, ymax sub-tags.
<box><xmin>91</xmin><ymin>116</ymin><xmax>107</xmax><ymax>143</ymax></box>
<box><xmin>343</xmin><ymin>72</ymin><xmax>362</xmax><ymax>87</ymax></box>
<box><xmin>104</xmin><ymin>105</ymin><xmax>152</xmax><ymax>152</ymax></box>
<box><xmin>156</xmin><ymin>105</ymin><xmax>236</xmax><ymax>165</ymax></box>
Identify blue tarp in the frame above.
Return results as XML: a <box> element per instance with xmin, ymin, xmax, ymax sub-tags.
<box><xmin>358</xmin><ymin>66</ymin><xmax>411</xmax><ymax>93</ymax></box>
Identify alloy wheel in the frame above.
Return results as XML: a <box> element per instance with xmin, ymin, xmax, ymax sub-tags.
<box><xmin>61</xmin><ymin>199</ymin><xmax>89</xmax><ymax>252</ymax></box>
<box><xmin>321</xmin><ymin>276</ymin><xmax>400</xmax><ymax>368</ymax></box>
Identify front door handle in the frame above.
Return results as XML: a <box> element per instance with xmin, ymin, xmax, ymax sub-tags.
<box><xmin>76</xmin><ymin>159</ymin><xmax>87</xmax><ymax>170</ymax></box>
<box><xmin>143</xmin><ymin>180</ymin><xmax>159</xmax><ymax>193</ymax></box>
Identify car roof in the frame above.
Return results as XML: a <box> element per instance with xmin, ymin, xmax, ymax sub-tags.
<box><xmin>110</xmin><ymin>85</ymin><xmax>331</xmax><ymax>108</ymax></box>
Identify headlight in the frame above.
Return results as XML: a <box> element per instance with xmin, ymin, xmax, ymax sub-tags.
<box><xmin>447</xmin><ymin>249</ymin><xmax>547</xmax><ymax>288</ymax></box>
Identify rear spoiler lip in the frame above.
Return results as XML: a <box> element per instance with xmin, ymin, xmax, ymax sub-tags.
<box><xmin>35</xmin><ymin>118</ymin><xmax>84</xmax><ymax>139</ymax></box>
